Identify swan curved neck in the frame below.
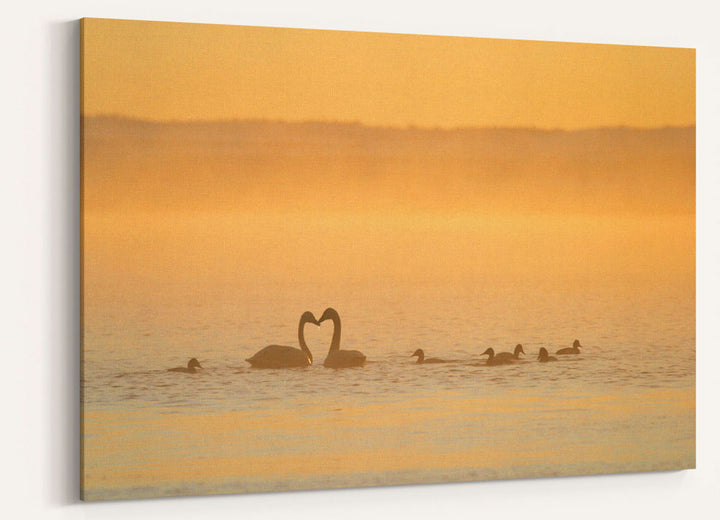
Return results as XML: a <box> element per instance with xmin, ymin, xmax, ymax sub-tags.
<box><xmin>416</xmin><ymin>351</ymin><xmax>424</xmax><ymax>362</ymax></box>
<box><xmin>328</xmin><ymin>313</ymin><xmax>341</xmax><ymax>352</ymax></box>
<box><xmin>298</xmin><ymin>317</ymin><xmax>313</xmax><ymax>362</ymax></box>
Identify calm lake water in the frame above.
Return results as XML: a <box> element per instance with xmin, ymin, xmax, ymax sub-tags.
<box><xmin>81</xmin><ymin>276</ymin><xmax>695</xmax><ymax>500</ymax></box>
<box><xmin>81</xmin><ymin>120</ymin><xmax>695</xmax><ymax>500</ymax></box>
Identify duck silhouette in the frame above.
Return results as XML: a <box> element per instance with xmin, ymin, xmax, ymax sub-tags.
<box><xmin>556</xmin><ymin>339</ymin><xmax>582</xmax><ymax>355</ymax></box>
<box><xmin>537</xmin><ymin>347</ymin><xmax>557</xmax><ymax>363</ymax></box>
<box><xmin>168</xmin><ymin>358</ymin><xmax>202</xmax><ymax>373</ymax></box>
<box><xmin>494</xmin><ymin>344</ymin><xmax>525</xmax><ymax>364</ymax></box>
<box><xmin>480</xmin><ymin>348</ymin><xmax>512</xmax><ymax>366</ymax></box>
<box><xmin>411</xmin><ymin>349</ymin><xmax>447</xmax><ymax>364</ymax></box>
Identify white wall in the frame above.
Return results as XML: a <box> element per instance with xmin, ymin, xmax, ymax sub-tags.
<box><xmin>1</xmin><ymin>1</ymin><xmax>718</xmax><ymax>518</ymax></box>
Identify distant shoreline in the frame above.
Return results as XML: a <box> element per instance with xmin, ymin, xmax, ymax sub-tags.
<box><xmin>81</xmin><ymin>114</ymin><xmax>697</xmax><ymax>134</ymax></box>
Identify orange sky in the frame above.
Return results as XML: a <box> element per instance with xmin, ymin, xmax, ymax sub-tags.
<box><xmin>81</xmin><ymin>18</ymin><xmax>695</xmax><ymax>130</ymax></box>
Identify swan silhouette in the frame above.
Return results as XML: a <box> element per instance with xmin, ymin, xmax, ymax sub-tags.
<box><xmin>480</xmin><ymin>347</ymin><xmax>513</xmax><ymax>366</ymax></box>
<box><xmin>537</xmin><ymin>347</ymin><xmax>557</xmax><ymax>362</ymax></box>
<box><xmin>168</xmin><ymin>358</ymin><xmax>202</xmax><ymax>373</ymax></box>
<box><xmin>320</xmin><ymin>307</ymin><xmax>366</xmax><ymax>368</ymax></box>
<box><xmin>556</xmin><ymin>339</ymin><xmax>582</xmax><ymax>355</ymax></box>
<box><xmin>246</xmin><ymin>311</ymin><xmax>319</xmax><ymax>368</ymax></box>
<box><xmin>411</xmin><ymin>349</ymin><xmax>447</xmax><ymax>364</ymax></box>
<box><xmin>494</xmin><ymin>344</ymin><xmax>525</xmax><ymax>364</ymax></box>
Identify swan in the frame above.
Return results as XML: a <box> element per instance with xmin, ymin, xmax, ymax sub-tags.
<box><xmin>246</xmin><ymin>311</ymin><xmax>319</xmax><ymax>368</ymax></box>
<box><xmin>320</xmin><ymin>307</ymin><xmax>366</xmax><ymax>368</ymax></box>
<box><xmin>493</xmin><ymin>344</ymin><xmax>525</xmax><ymax>364</ymax></box>
<box><xmin>168</xmin><ymin>358</ymin><xmax>202</xmax><ymax>373</ymax></box>
<box><xmin>411</xmin><ymin>349</ymin><xmax>447</xmax><ymax>364</ymax></box>
<box><xmin>556</xmin><ymin>339</ymin><xmax>582</xmax><ymax>355</ymax></box>
<box><xmin>537</xmin><ymin>347</ymin><xmax>557</xmax><ymax>362</ymax></box>
<box><xmin>480</xmin><ymin>347</ymin><xmax>513</xmax><ymax>366</ymax></box>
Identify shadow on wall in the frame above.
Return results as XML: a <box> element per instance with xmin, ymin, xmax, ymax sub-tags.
<box><xmin>46</xmin><ymin>19</ymin><xmax>81</xmax><ymax>506</ymax></box>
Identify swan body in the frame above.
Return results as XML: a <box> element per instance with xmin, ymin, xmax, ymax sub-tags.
<box><xmin>411</xmin><ymin>349</ymin><xmax>446</xmax><ymax>364</ymax></box>
<box><xmin>320</xmin><ymin>307</ymin><xmax>366</xmax><ymax>368</ymax></box>
<box><xmin>494</xmin><ymin>344</ymin><xmax>525</xmax><ymax>364</ymax></box>
<box><xmin>537</xmin><ymin>347</ymin><xmax>557</xmax><ymax>362</ymax></box>
<box><xmin>556</xmin><ymin>339</ymin><xmax>582</xmax><ymax>355</ymax></box>
<box><xmin>168</xmin><ymin>358</ymin><xmax>202</xmax><ymax>373</ymax></box>
<box><xmin>480</xmin><ymin>347</ymin><xmax>513</xmax><ymax>366</ymax></box>
<box><xmin>246</xmin><ymin>311</ymin><xmax>318</xmax><ymax>368</ymax></box>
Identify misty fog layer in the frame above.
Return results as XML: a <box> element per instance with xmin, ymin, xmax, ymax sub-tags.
<box><xmin>83</xmin><ymin>117</ymin><xmax>694</xmax><ymax>302</ymax></box>
<box><xmin>83</xmin><ymin>117</ymin><xmax>694</xmax><ymax>216</ymax></box>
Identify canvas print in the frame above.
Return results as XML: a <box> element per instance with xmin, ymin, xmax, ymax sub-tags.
<box><xmin>80</xmin><ymin>18</ymin><xmax>695</xmax><ymax>501</ymax></box>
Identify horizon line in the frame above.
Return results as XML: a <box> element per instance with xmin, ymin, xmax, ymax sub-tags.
<box><xmin>82</xmin><ymin>113</ymin><xmax>697</xmax><ymax>133</ymax></box>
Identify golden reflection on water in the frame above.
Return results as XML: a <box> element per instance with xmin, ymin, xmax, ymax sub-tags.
<box><xmin>83</xmin><ymin>387</ymin><xmax>694</xmax><ymax>499</ymax></box>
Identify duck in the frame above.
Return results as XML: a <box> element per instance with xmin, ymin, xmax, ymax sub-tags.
<box><xmin>168</xmin><ymin>358</ymin><xmax>202</xmax><ymax>373</ymax></box>
<box><xmin>246</xmin><ymin>311</ymin><xmax>319</xmax><ymax>368</ymax></box>
<box><xmin>411</xmin><ymin>348</ymin><xmax>447</xmax><ymax>364</ymax></box>
<box><xmin>537</xmin><ymin>347</ymin><xmax>557</xmax><ymax>362</ymax></box>
<box><xmin>320</xmin><ymin>307</ymin><xmax>367</xmax><ymax>368</ymax></box>
<box><xmin>556</xmin><ymin>339</ymin><xmax>582</xmax><ymax>355</ymax></box>
<box><xmin>493</xmin><ymin>344</ymin><xmax>525</xmax><ymax>364</ymax></box>
<box><xmin>480</xmin><ymin>347</ymin><xmax>513</xmax><ymax>366</ymax></box>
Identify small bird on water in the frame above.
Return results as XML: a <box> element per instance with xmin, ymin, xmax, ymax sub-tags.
<box><xmin>411</xmin><ymin>348</ymin><xmax>447</xmax><ymax>364</ymax></box>
<box><xmin>168</xmin><ymin>358</ymin><xmax>203</xmax><ymax>373</ymax></box>
<box><xmin>537</xmin><ymin>347</ymin><xmax>557</xmax><ymax>363</ymax></box>
<box><xmin>556</xmin><ymin>339</ymin><xmax>582</xmax><ymax>355</ymax></box>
